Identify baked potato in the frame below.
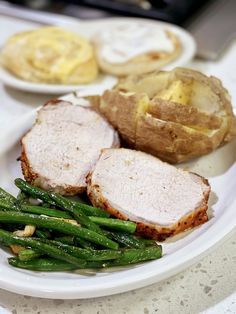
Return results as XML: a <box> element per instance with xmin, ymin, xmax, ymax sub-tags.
<box><xmin>95</xmin><ymin>68</ymin><xmax>236</xmax><ymax>163</ymax></box>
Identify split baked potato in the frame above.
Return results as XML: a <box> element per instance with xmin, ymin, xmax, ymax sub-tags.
<box><xmin>94</xmin><ymin>68</ymin><xmax>236</xmax><ymax>163</ymax></box>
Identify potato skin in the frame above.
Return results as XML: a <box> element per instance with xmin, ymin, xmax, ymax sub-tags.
<box><xmin>99</xmin><ymin>91</ymin><xmax>136</xmax><ymax>146</ymax></box>
<box><xmin>99</xmin><ymin>90</ymin><xmax>149</xmax><ymax>146</ymax></box>
<box><xmin>149</xmin><ymin>98</ymin><xmax>223</xmax><ymax>130</ymax></box>
<box><xmin>136</xmin><ymin>114</ymin><xmax>228</xmax><ymax>163</ymax></box>
<box><xmin>98</xmin><ymin>68</ymin><xmax>236</xmax><ymax>163</ymax></box>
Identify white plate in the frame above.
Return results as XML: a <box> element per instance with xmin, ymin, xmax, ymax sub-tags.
<box><xmin>0</xmin><ymin>68</ymin><xmax>118</xmax><ymax>95</ymax></box>
<box><xmin>0</xmin><ymin>93</ymin><xmax>235</xmax><ymax>299</ymax></box>
<box><xmin>0</xmin><ymin>17</ymin><xmax>196</xmax><ymax>94</ymax></box>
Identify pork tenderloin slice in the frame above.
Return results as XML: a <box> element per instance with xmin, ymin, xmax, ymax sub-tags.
<box><xmin>87</xmin><ymin>148</ymin><xmax>210</xmax><ymax>240</ymax></box>
<box><xmin>21</xmin><ymin>100</ymin><xmax>119</xmax><ymax>195</ymax></box>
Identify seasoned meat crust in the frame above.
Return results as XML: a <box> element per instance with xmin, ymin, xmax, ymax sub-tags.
<box><xmin>21</xmin><ymin>100</ymin><xmax>119</xmax><ymax>195</ymax></box>
<box><xmin>87</xmin><ymin>148</ymin><xmax>210</xmax><ymax>240</ymax></box>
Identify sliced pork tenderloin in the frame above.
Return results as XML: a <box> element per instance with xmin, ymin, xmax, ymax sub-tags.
<box><xmin>87</xmin><ymin>148</ymin><xmax>210</xmax><ymax>240</ymax></box>
<box><xmin>21</xmin><ymin>100</ymin><xmax>119</xmax><ymax>195</ymax></box>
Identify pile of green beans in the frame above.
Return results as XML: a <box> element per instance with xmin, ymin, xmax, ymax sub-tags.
<box><xmin>0</xmin><ymin>179</ymin><xmax>162</xmax><ymax>272</ymax></box>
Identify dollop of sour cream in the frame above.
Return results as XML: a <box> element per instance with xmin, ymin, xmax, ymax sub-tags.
<box><xmin>95</xmin><ymin>23</ymin><xmax>175</xmax><ymax>64</ymax></box>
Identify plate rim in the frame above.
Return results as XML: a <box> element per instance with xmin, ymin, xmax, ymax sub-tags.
<box><xmin>0</xmin><ymin>16</ymin><xmax>196</xmax><ymax>94</ymax></box>
<box><xmin>0</xmin><ymin>68</ymin><xmax>118</xmax><ymax>95</ymax></box>
<box><xmin>0</xmin><ymin>94</ymin><xmax>236</xmax><ymax>299</ymax></box>
<box><xmin>0</xmin><ymin>105</ymin><xmax>235</xmax><ymax>299</ymax></box>
<box><xmin>0</xmin><ymin>197</ymin><xmax>235</xmax><ymax>299</ymax></box>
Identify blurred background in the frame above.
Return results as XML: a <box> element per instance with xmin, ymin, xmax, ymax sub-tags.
<box><xmin>1</xmin><ymin>0</ymin><xmax>211</xmax><ymax>24</ymax></box>
<box><xmin>1</xmin><ymin>0</ymin><xmax>235</xmax><ymax>60</ymax></box>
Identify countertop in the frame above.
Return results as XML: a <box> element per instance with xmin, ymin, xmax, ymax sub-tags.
<box><xmin>0</xmin><ymin>15</ymin><xmax>235</xmax><ymax>314</ymax></box>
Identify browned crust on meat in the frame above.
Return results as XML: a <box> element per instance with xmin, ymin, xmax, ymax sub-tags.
<box><xmin>21</xmin><ymin>141</ymin><xmax>86</xmax><ymax>195</ymax></box>
<box><xmin>21</xmin><ymin>143</ymin><xmax>38</xmax><ymax>182</ymax></box>
<box><xmin>20</xmin><ymin>99</ymin><xmax>120</xmax><ymax>195</ymax></box>
<box><xmin>20</xmin><ymin>99</ymin><xmax>86</xmax><ymax>195</ymax></box>
<box><xmin>87</xmin><ymin>172</ymin><xmax>210</xmax><ymax>241</ymax></box>
<box><xmin>44</xmin><ymin>98</ymin><xmax>62</xmax><ymax>107</ymax></box>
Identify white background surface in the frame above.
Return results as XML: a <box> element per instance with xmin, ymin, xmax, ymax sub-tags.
<box><xmin>0</xmin><ymin>15</ymin><xmax>235</xmax><ymax>314</ymax></box>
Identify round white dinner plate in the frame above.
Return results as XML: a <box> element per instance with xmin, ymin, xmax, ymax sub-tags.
<box><xmin>0</xmin><ymin>68</ymin><xmax>118</xmax><ymax>95</ymax></box>
<box><xmin>0</xmin><ymin>17</ymin><xmax>196</xmax><ymax>94</ymax></box>
<box><xmin>0</xmin><ymin>93</ymin><xmax>235</xmax><ymax>299</ymax></box>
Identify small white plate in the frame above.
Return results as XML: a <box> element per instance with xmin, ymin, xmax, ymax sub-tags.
<box><xmin>0</xmin><ymin>68</ymin><xmax>118</xmax><ymax>95</ymax></box>
<box><xmin>0</xmin><ymin>93</ymin><xmax>235</xmax><ymax>299</ymax></box>
<box><xmin>0</xmin><ymin>17</ymin><xmax>196</xmax><ymax>94</ymax></box>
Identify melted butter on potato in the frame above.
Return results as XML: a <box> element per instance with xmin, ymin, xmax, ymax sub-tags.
<box><xmin>98</xmin><ymin>68</ymin><xmax>236</xmax><ymax>163</ymax></box>
<box><xmin>137</xmin><ymin>95</ymin><xmax>150</xmax><ymax>116</ymax></box>
<box><xmin>155</xmin><ymin>80</ymin><xmax>192</xmax><ymax>105</ymax></box>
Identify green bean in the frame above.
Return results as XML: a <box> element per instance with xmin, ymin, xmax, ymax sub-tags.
<box><xmin>49</xmin><ymin>192</ymin><xmax>105</xmax><ymax>235</ymax></box>
<box><xmin>0</xmin><ymin>229</ymin><xmax>86</xmax><ymax>266</ymax></box>
<box><xmin>40</xmin><ymin>203</ymin><xmax>51</xmax><ymax>208</ymax></box>
<box><xmin>138</xmin><ymin>239</ymin><xmax>159</xmax><ymax>247</ymax></box>
<box><xmin>106</xmin><ymin>231</ymin><xmax>145</xmax><ymax>249</ymax></box>
<box><xmin>84</xmin><ymin>261</ymin><xmax>107</xmax><ymax>268</ymax></box>
<box><xmin>107</xmin><ymin>246</ymin><xmax>162</xmax><ymax>267</ymax></box>
<box><xmin>89</xmin><ymin>217</ymin><xmax>136</xmax><ymax>234</ymax></box>
<box><xmin>71</xmin><ymin>201</ymin><xmax>110</xmax><ymax>218</ymax></box>
<box><xmin>15</xmin><ymin>179</ymin><xmax>56</xmax><ymax>206</ymax></box>
<box><xmin>54</xmin><ymin>236</ymin><xmax>75</xmax><ymax>245</ymax></box>
<box><xmin>109</xmin><ymin>234</ymin><xmax>157</xmax><ymax>248</ymax></box>
<box><xmin>54</xmin><ymin>236</ymin><xmax>97</xmax><ymax>249</ymax></box>
<box><xmin>9</xmin><ymin>246</ymin><xmax>163</xmax><ymax>271</ymax></box>
<box><xmin>15</xmin><ymin>178</ymin><xmax>109</xmax><ymax>217</ymax></box>
<box><xmin>35</xmin><ymin>229</ymin><xmax>51</xmax><ymax>239</ymax></box>
<box><xmin>0</xmin><ymin>211</ymin><xmax>118</xmax><ymax>250</ymax></box>
<box><xmin>0</xmin><ymin>199</ymin><xmax>18</xmax><ymax>211</ymax></box>
<box><xmin>39</xmin><ymin>239</ymin><xmax>121</xmax><ymax>261</ymax></box>
<box><xmin>105</xmin><ymin>232</ymin><xmax>158</xmax><ymax>249</ymax></box>
<box><xmin>68</xmin><ymin>247</ymin><xmax>162</xmax><ymax>268</ymax></box>
<box><xmin>18</xmin><ymin>249</ymin><xmax>42</xmax><ymax>261</ymax></box>
<box><xmin>73</xmin><ymin>237</ymin><xmax>98</xmax><ymax>250</ymax></box>
<box><xmin>0</xmin><ymin>187</ymin><xmax>17</xmax><ymax>204</ymax></box>
<box><xmin>47</xmin><ymin>246</ymin><xmax>162</xmax><ymax>268</ymax></box>
<box><xmin>21</xmin><ymin>205</ymin><xmax>72</xmax><ymax>219</ymax></box>
<box><xmin>16</xmin><ymin>191</ymin><xmax>29</xmax><ymax>205</ymax></box>
<box><xmin>8</xmin><ymin>257</ymin><xmax>79</xmax><ymax>271</ymax></box>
